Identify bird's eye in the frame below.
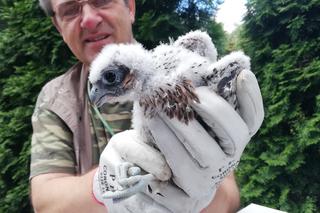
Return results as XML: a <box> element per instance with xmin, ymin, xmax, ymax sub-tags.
<box><xmin>103</xmin><ymin>70</ymin><xmax>117</xmax><ymax>86</ymax></box>
<box><xmin>101</xmin><ymin>65</ymin><xmax>129</xmax><ymax>87</ymax></box>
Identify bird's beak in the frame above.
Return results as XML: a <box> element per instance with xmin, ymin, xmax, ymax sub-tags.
<box><xmin>89</xmin><ymin>85</ymin><xmax>102</xmax><ymax>105</ymax></box>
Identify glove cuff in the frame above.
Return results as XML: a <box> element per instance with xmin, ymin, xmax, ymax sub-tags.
<box><xmin>92</xmin><ymin>169</ymin><xmax>104</xmax><ymax>206</ymax></box>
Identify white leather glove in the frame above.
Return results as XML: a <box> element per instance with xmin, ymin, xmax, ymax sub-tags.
<box><xmin>144</xmin><ymin>69</ymin><xmax>264</xmax><ymax>212</ymax></box>
<box><xmin>92</xmin><ymin>130</ymin><xmax>172</xmax><ymax>212</ymax></box>
<box><xmin>93</xmin><ymin>130</ymin><xmax>213</xmax><ymax>213</ymax></box>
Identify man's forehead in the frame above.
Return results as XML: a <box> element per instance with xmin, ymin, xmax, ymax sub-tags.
<box><xmin>51</xmin><ymin>0</ymin><xmax>73</xmax><ymax>8</ymax></box>
<box><xmin>51</xmin><ymin>0</ymin><xmax>126</xmax><ymax>7</ymax></box>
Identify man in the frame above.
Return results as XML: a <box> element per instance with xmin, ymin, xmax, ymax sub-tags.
<box><xmin>30</xmin><ymin>0</ymin><xmax>264</xmax><ymax>212</ymax></box>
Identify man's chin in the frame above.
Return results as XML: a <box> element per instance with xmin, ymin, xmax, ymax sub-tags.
<box><xmin>85</xmin><ymin>43</ymin><xmax>116</xmax><ymax>63</ymax></box>
<box><xmin>92</xmin><ymin>36</ymin><xmax>115</xmax><ymax>48</ymax></box>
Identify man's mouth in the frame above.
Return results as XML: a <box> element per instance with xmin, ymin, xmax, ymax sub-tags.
<box><xmin>85</xmin><ymin>35</ymin><xmax>109</xmax><ymax>43</ymax></box>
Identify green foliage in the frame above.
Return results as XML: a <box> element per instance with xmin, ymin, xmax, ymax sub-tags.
<box><xmin>0</xmin><ymin>0</ymin><xmax>75</xmax><ymax>212</ymax></box>
<box><xmin>225</xmin><ymin>25</ymin><xmax>243</xmax><ymax>52</ymax></box>
<box><xmin>134</xmin><ymin>0</ymin><xmax>182</xmax><ymax>47</ymax></box>
<box><xmin>237</xmin><ymin>0</ymin><xmax>320</xmax><ymax>212</ymax></box>
<box><xmin>0</xmin><ymin>0</ymin><xmax>225</xmax><ymax>212</ymax></box>
<box><xmin>134</xmin><ymin>0</ymin><xmax>226</xmax><ymax>54</ymax></box>
<box><xmin>206</xmin><ymin>21</ymin><xmax>227</xmax><ymax>56</ymax></box>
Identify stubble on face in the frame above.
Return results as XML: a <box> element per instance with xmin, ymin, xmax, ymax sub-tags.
<box><xmin>52</xmin><ymin>0</ymin><xmax>136</xmax><ymax>65</ymax></box>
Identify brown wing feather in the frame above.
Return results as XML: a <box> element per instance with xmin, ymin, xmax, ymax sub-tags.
<box><xmin>139</xmin><ymin>79</ymin><xmax>199</xmax><ymax>124</ymax></box>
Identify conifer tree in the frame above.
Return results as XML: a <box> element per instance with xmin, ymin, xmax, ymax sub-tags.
<box><xmin>0</xmin><ymin>1</ymin><xmax>74</xmax><ymax>211</ymax></box>
<box><xmin>134</xmin><ymin>0</ymin><xmax>225</xmax><ymax>53</ymax></box>
<box><xmin>238</xmin><ymin>0</ymin><xmax>320</xmax><ymax>212</ymax></box>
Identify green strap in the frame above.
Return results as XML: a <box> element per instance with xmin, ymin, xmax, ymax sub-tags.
<box><xmin>87</xmin><ymin>81</ymin><xmax>115</xmax><ymax>136</ymax></box>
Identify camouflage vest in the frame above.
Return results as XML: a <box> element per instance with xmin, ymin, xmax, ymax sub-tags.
<box><xmin>34</xmin><ymin>63</ymin><xmax>93</xmax><ymax>174</ymax></box>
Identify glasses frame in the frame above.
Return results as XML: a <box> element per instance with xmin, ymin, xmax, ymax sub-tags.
<box><xmin>53</xmin><ymin>0</ymin><xmax>111</xmax><ymax>22</ymax></box>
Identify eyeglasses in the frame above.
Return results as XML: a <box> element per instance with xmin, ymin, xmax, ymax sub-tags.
<box><xmin>54</xmin><ymin>0</ymin><xmax>112</xmax><ymax>22</ymax></box>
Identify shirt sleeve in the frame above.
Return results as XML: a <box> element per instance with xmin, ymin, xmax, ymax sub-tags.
<box><xmin>30</xmin><ymin>108</ymin><xmax>76</xmax><ymax>179</ymax></box>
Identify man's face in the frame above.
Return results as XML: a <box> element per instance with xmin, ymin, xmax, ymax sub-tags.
<box><xmin>51</xmin><ymin>0</ymin><xmax>135</xmax><ymax>65</ymax></box>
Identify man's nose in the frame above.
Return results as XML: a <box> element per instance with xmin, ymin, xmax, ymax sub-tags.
<box><xmin>80</xmin><ymin>5</ymin><xmax>102</xmax><ymax>30</ymax></box>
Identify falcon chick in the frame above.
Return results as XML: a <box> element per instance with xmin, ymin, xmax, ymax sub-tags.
<box><xmin>89</xmin><ymin>30</ymin><xmax>250</xmax><ymax>130</ymax></box>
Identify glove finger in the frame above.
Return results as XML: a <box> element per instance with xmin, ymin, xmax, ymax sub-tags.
<box><xmin>160</xmin><ymin>115</ymin><xmax>225</xmax><ymax>168</ymax></box>
<box><xmin>191</xmin><ymin>86</ymin><xmax>251</xmax><ymax>156</ymax></box>
<box><xmin>103</xmin><ymin>189</ymin><xmax>133</xmax><ymax>200</ymax></box>
<box><xmin>112</xmin><ymin>130</ymin><xmax>171</xmax><ymax>181</ymax></box>
<box><xmin>145</xmin><ymin>180</ymin><xmax>194</xmax><ymax>213</ymax></box>
<box><xmin>145</xmin><ymin>180</ymin><xmax>216</xmax><ymax>213</ymax></box>
<box><xmin>103</xmin><ymin>138</ymin><xmax>125</xmax><ymax>165</ymax></box>
<box><xmin>103</xmin><ymin>186</ymin><xmax>140</xmax><ymax>200</ymax></box>
<box><xmin>147</xmin><ymin>116</ymin><xmax>210</xmax><ymax>195</ymax></box>
<box><xmin>112</xmin><ymin>193</ymin><xmax>173</xmax><ymax>213</ymax></box>
<box><xmin>236</xmin><ymin>69</ymin><xmax>264</xmax><ymax>136</ymax></box>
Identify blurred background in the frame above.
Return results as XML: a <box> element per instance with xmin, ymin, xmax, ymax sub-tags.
<box><xmin>0</xmin><ymin>0</ymin><xmax>319</xmax><ymax>212</ymax></box>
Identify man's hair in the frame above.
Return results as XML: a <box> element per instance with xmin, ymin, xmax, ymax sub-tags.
<box><xmin>39</xmin><ymin>0</ymin><xmax>54</xmax><ymax>16</ymax></box>
<box><xmin>39</xmin><ymin>0</ymin><xmax>129</xmax><ymax>17</ymax></box>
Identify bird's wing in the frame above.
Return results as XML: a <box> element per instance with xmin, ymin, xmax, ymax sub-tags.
<box><xmin>173</xmin><ymin>30</ymin><xmax>217</xmax><ymax>62</ymax></box>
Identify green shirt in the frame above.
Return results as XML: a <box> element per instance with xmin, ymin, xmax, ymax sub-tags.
<box><xmin>30</xmin><ymin>98</ymin><xmax>133</xmax><ymax>178</ymax></box>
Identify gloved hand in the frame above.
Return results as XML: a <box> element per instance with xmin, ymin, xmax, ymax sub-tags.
<box><xmin>144</xmin><ymin>69</ymin><xmax>264</xmax><ymax>212</ymax></box>
<box><xmin>92</xmin><ymin>130</ymin><xmax>172</xmax><ymax>212</ymax></box>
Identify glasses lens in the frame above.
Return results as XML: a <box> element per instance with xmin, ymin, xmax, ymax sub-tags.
<box><xmin>57</xmin><ymin>1</ymin><xmax>80</xmax><ymax>21</ymax></box>
<box><xmin>91</xmin><ymin>0</ymin><xmax>112</xmax><ymax>8</ymax></box>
